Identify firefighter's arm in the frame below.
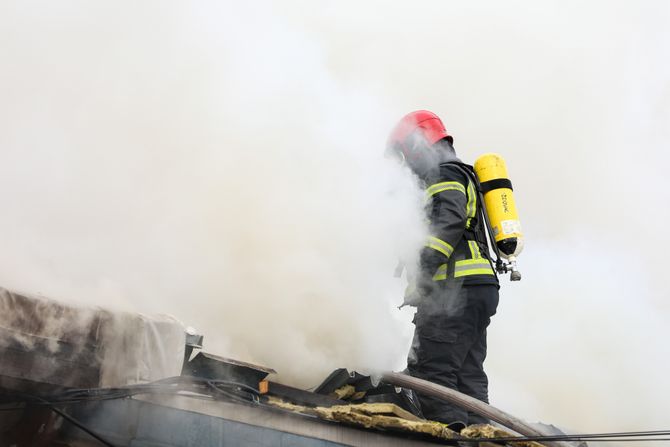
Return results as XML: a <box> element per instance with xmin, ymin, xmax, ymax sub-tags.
<box><xmin>420</xmin><ymin>165</ymin><xmax>469</xmax><ymax>277</ymax></box>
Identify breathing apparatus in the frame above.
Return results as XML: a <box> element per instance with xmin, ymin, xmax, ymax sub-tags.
<box><xmin>387</xmin><ymin>111</ymin><xmax>524</xmax><ymax>282</ymax></box>
<box><xmin>473</xmin><ymin>153</ymin><xmax>523</xmax><ymax>281</ymax></box>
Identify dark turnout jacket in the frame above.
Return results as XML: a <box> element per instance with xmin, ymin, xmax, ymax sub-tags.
<box><xmin>419</xmin><ymin>157</ymin><xmax>499</xmax><ymax>288</ymax></box>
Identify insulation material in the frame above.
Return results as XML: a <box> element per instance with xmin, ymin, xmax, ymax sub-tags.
<box><xmin>462</xmin><ymin>424</ymin><xmax>547</xmax><ymax>447</ymax></box>
<box><xmin>264</xmin><ymin>397</ymin><xmax>461</xmax><ymax>441</ymax></box>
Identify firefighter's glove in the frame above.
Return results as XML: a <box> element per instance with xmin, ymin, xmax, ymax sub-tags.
<box><xmin>400</xmin><ymin>274</ymin><xmax>435</xmax><ymax>308</ymax></box>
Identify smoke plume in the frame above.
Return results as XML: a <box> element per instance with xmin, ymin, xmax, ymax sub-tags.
<box><xmin>1</xmin><ymin>0</ymin><xmax>669</xmax><ymax>442</ymax></box>
<box><xmin>0</xmin><ymin>1</ymin><xmax>426</xmax><ymax>388</ymax></box>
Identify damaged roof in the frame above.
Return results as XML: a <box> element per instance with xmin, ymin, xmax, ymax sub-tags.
<box><xmin>0</xmin><ymin>287</ymin><xmax>556</xmax><ymax>447</ymax></box>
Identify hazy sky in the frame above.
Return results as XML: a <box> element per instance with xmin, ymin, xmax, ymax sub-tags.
<box><xmin>1</xmin><ymin>0</ymin><xmax>669</xmax><ymax>440</ymax></box>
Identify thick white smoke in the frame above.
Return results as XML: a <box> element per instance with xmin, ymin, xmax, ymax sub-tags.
<box><xmin>298</xmin><ymin>0</ymin><xmax>670</xmax><ymax>438</ymax></box>
<box><xmin>1</xmin><ymin>0</ymin><xmax>669</xmax><ymax>442</ymax></box>
<box><xmin>0</xmin><ymin>1</ymin><xmax>426</xmax><ymax>386</ymax></box>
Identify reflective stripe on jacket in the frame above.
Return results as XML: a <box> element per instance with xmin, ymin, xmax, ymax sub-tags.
<box><xmin>420</xmin><ymin>163</ymin><xmax>498</xmax><ymax>286</ymax></box>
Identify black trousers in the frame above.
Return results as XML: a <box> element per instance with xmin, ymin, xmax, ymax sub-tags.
<box><xmin>406</xmin><ymin>283</ymin><xmax>499</xmax><ymax>425</ymax></box>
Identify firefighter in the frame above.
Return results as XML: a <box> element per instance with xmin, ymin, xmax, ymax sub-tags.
<box><xmin>387</xmin><ymin>110</ymin><xmax>500</xmax><ymax>430</ymax></box>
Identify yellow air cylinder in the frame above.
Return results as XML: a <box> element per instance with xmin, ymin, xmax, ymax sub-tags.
<box><xmin>474</xmin><ymin>153</ymin><xmax>524</xmax><ymax>262</ymax></box>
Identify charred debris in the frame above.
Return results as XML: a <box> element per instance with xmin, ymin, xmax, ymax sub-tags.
<box><xmin>1</xmin><ymin>287</ymin><xmax>569</xmax><ymax>447</ymax></box>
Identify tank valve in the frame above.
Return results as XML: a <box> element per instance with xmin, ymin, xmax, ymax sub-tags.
<box><xmin>496</xmin><ymin>257</ymin><xmax>522</xmax><ymax>281</ymax></box>
<box><xmin>508</xmin><ymin>256</ymin><xmax>522</xmax><ymax>281</ymax></box>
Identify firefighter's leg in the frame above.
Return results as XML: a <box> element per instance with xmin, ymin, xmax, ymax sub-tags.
<box><xmin>457</xmin><ymin>327</ymin><xmax>490</xmax><ymax>424</ymax></box>
<box><xmin>456</xmin><ymin>285</ymin><xmax>499</xmax><ymax>425</ymax></box>
<box><xmin>407</xmin><ymin>288</ymin><xmax>476</xmax><ymax>425</ymax></box>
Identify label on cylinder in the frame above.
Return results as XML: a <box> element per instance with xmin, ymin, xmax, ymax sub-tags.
<box><xmin>501</xmin><ymin>219</ymin><xmax>522</xmax><ymax>235</ymax></box>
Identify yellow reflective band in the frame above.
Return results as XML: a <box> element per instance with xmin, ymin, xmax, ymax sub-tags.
<box><xmin>454</xmin><ymin>268</ymin><xmax>495</xmax><ymax>277</ymax></box>
<box><xmin>468</xmin><ymin>240</ymin><xmax>481</xmax><ymax>259</ymax></box>
<box><xmin>465</xmin><ymin>179</ymin><xmax>477</xmax><ymax>228</ymax></box>
<box><xmin>469</xmin><ymin>180</ymin><xmax>477</xmax><ymax>217</ymax></box>
<box><xmin>433</xmin><ymin>259</ymin><xmax>495</xmax><ymax>281</ymax></box>
<box><xmin>454</xmin><ymin>258</ymin><xmax>494</xmax><ymax>277</ymax></box>
<box><xmin>432</xmin><ymin>264</ymin><xmax>447</xmax><ymax>281</ymax></box>
<box><xmin>455</xmin><ymin>258</ymin><xmax>492</xmax><ymax>267</ymax></box>
<box><xmin>425</xmin><ymin>181</ymin><xmax>466</xmax><ymax>199</ymax></box>
<box><xmin>426</xmin><ymin>236</ymin><xmax>454</xmax><ymax>258</ymax></box>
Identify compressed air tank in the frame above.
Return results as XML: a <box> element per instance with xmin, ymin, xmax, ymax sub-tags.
<box><xmin>474</xmin><ymin>153</ymin><xmax>524</xmax><ymax>260</ymax></box>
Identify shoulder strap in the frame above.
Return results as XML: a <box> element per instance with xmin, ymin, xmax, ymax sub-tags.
<box><xmin>442</xmin><ymin>161</ymin><xmax>502</xmax><ymax>264</ymax></box>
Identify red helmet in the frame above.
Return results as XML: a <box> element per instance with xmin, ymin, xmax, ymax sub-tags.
<box><xmin>386</xmin><ymin>110</ymin><xmax>453</xmax><ymax>161</ymax></box>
